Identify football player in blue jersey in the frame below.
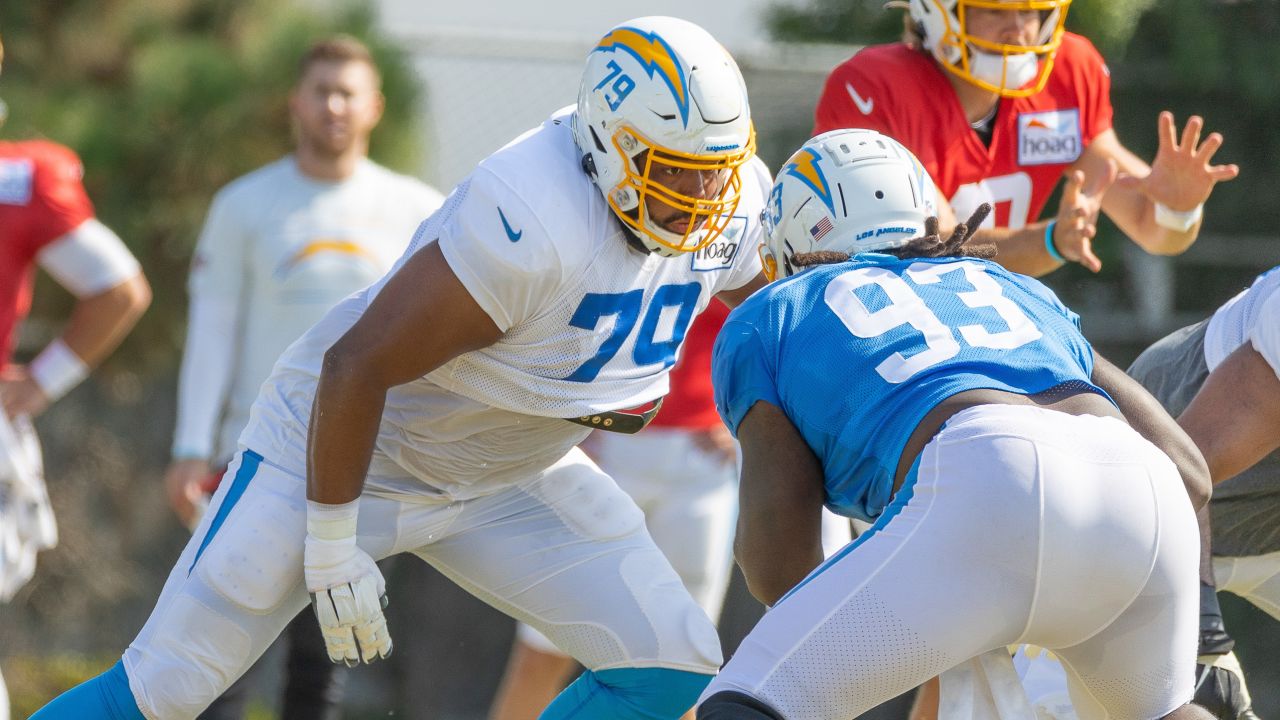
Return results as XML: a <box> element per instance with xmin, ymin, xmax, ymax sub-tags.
<box><xmin>696</xmin><ymin>129</ymin><xmax>1214</xmax><ymax>719</ymax></box>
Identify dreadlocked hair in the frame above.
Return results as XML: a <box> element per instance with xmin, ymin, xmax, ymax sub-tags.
<box><xmin>789</xmin><ymin>203</ymin><xmax>998</xmax><ymax>270</ymax></box>
<box><xmin>882</xmin><ymin>203</ymin><xmax>998</xmax><ymax>260</ymax></box>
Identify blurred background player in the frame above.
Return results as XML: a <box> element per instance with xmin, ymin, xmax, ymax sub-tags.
<box><xmin>162</xmin><ymin>35</ymin><xmax>443</xmax><ymax>720</ymax></box>
<box><xmin>32</xmin><ymin>16</ymin><xmax>772</xmax><ymax>720</ymax></box>
<box><xmin>487</xmin><ymin>302</ymin><xmax>855</xmax><ymax>720</ymax></box>
<box><xmin>0</xmin><ymin>35</ymin><xmax>151</xmax><ymax>720</ymax></box>
<box><xmin>814</xmin><ymin>0</ymin><xmax>1238</xmax><ymax>277</ymax></box>
<box><xmin>1150</xmin><ymin>268</ymin><xmax>1280</xmax><ymax>719</ymax></box>
<box><xmin>698</xmin><ymin>128</ymin><xmax>1212</xmax><ymax>720</ymax></box>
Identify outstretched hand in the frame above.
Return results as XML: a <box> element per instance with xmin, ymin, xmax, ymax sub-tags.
<box><xmin>1053</xmin><ymin>159</ymin><xmax>1117</xmax><ymax>273</ymax></box>
<box><xmin>1116</xmin><ymin>111</ymin><xmax>1239</xmax><ymax>214</ymax></box>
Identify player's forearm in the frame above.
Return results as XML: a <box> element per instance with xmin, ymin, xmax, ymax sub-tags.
<box><xmin>1102</xmin><ymin>182</ymin><xmax>1202</xmax><ymax>256</ymax></box>
<box><xmin>59</xmin><ymin>273</ymin><xmax>151</xmax><ymax>367</ymax></box>
<box><xmin>734</xmin><ymin>515</ymin><xmax>823</xmax><ymax>607</ymax></box>
<box><xmin>975</xmin><ymin>223</ymin><xmax>1062</xmax><ymax>278</ymax></box>
<box><xmin>307</xmin><ymin>344</ymin><xmax>388</xmax><ymax>505</ymax></box>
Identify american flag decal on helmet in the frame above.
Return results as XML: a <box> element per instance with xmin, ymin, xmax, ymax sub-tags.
<box><xmin>810</xmin><ymin>216</ymin><xmax>833</xmax><ymax>241</ymax></box>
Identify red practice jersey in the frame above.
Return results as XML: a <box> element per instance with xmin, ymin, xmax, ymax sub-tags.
<box><xmin>0</xmin><ymin>140</ymin><xmax>95</xmax><ymax>367</ymax></box>
<box><xmin>814</xmin><ymin>33</ymin><xmax>1112</xmax><ymax>229</ymax></box>
<box><xmin>649</xmin><ymin>298</ymin><xmax>730</xmax><ymax>430</ymax></box>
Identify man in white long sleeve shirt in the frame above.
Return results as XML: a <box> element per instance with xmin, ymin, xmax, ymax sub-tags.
<box><xmin>163</xmin><ymin>36</ymin><xmax>443</xmax><ymax>720</ymax></box>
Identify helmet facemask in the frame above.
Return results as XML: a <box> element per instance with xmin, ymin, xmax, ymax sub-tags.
<box><xmin>606</xmin><ymin>125</ymin><xmax>755</xmax><ymax>255</ymax></box>
<box><xmin>913</xmin><ymin>0</ymin><xmax>1071</xmax><ymax>98</ymax></box>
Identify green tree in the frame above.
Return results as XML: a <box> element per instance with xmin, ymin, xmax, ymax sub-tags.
<box><xmin>0</xmin><ymin>0</ymin><xmax>425</xmax><ymax>372</ymax></box>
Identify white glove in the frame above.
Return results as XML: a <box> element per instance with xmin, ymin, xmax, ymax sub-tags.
<box><xmin>304</xmin><ymin>529</ymin><xmax>392</xmax><ymax>666</ymax></box>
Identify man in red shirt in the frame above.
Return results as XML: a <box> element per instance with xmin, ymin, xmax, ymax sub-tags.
<box><xmin>0</xmin><ymin>37</ymin><xmax>151</xmax><ymax>720</ymax></box>
<box><xmin>814</xmin><ymin>0</ymin><xmax>1239</xmax><ymax>277</ymax></box>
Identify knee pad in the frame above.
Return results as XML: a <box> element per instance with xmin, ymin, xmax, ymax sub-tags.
<box><xmin>541</xmin><ymin>667</ymin><xmax>713</xmax><ymax>720</ymax></box>
<box><xmin>697</xmin><ymin>691</ymin><xmax>785</xmax><ymax>720</ymax></box>
<box><xmin>29</xmin><ymin>660</ymin><xmax>145</xmax><ymax>720</ymax></box>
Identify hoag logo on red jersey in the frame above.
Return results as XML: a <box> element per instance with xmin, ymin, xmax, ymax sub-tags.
<box><xmin>1017</xmin><ymin>109</ymin><xmax>1082</xmax><ymax>167</ymax></box>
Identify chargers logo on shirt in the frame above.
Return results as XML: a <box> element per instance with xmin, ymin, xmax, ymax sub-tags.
<box><xmin>1018</xmin><ymin>109</ymin><xmax>1082</xmax><ymax>166</ymax></box>
<box><xmin>595</xmin><ymin>27</ymin><xmax>690</xmax><ymax>127</ymax></box>
<box><xmin>276</xmin><ymin>239</ymin><xmax>380</xmax><ymax>278</ymax></box>
<box><xmin>0</xmin><ymin>159</ymin><xmax>34</xmax><ymax>206</ymax></box>
<box><xmin>692</xmin><ymin>216</ymin><xmax>746</xmax><ymax>272</ymax></box>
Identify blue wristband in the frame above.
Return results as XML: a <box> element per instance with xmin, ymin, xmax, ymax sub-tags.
<box><xmin>1044</xmin><ymin>220</ymin><xmax>1064</xmax><ymax>263</ymax></box>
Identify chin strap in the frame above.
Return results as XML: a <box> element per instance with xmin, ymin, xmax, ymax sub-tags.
<box><xmin>565</xmin><ymin>397</ymin><xmax>664</xmax><ymax>434</ymax></box>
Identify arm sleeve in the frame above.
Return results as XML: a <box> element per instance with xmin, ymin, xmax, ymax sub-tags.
<box><xmin>712</xmin><ymin>315</ymin><xmax>782</xmax><ymax>436</ymax></box>
<box><xmin>36</xmin><ymin>218</ymin><xmax>142</xmax><ymax>297</ymax></box>
<box><xmin>436</xmin><ymin>171</ymin><xmax>566</xmax><ymax>332</ymax></box>
<box><xmin>171</xmin><ymin>191</ymin><xmax>248</xmax><ymax>459</ymax></box>
<box><xmin>1248</xmin><ymin>288</ymin><xmax>1280</xmax><ymax>381</ymax></box>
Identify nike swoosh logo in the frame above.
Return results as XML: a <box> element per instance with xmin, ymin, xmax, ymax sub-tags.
<box><xmin>498</xmin><ymin>207</ymin><xmax>522</xmax><ymax>242</ymax></box>
<box><xmin>845</xmin><ymin>82</ymin><xmax>874</xmax><ymax>116</ymax></box>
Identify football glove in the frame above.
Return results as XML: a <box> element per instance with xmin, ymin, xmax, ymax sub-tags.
<box><xmin>304</xmin><ymin>532</ymin><xmax>392</xmax><ymax>666</ymax></box>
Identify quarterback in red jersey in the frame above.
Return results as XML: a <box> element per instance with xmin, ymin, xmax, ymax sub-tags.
<box><xmin>814</xmin><ymin>0</ymin><xmax>1239</xmax><ymax>276</ymax></box>
<box><xmin>0</xmin><ymin>37</ymin><xmax>150</xmax><ymax>720</ymax></box>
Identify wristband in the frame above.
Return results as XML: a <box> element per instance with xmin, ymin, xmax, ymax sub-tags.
<box><xmin>1154</xmin><ymin>202</ymin><xmax>1204</xmax><ymax>232</ymax></box>
<box><xmin>307</xmin><ymin>499</ymin><xmax>360</xmax><ymax>541</ymax></box>
<box><xmin>1043</xmin><ymin>220</ymin><xmax>1064</xmax><ymax>263</ymax></box>
<box><xmin>29</xmin><ymin>338</ymin><xmax>89</xmax><ymax>402</ymax></box>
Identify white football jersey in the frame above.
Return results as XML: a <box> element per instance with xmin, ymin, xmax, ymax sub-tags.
<box><xmin>240</xmin><ymin>107</ymin><xmax>768</xmax><ymax>500</ymax></box>
<box><xmin>1204</xmin><ymin>266</ymin><xmax>1280</xmax><ymax>376</ymax></box>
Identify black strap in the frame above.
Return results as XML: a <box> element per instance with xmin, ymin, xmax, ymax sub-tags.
<box><xmin>564</xmin><ymin>397</ymin><xmax>664</xmax><ymax>434</ymax></box>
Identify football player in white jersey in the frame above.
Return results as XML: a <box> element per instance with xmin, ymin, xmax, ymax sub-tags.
<box><xmin>32</xmin><ymin>16</ymin><xmax>770</xmax><ymax>720</ymax></box>
<box><xmin>163</xmin><ymin>36</ymin><xmax>444</xmax><ymax>720</ymax></box>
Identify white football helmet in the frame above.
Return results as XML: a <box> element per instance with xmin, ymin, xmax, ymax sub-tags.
<box><xmin>908</xmin><ymin>0</ymin><xmax>1071</xmax><ymax>97</ymax></box>
<box><xmin>760</xmin><ymin>129</ymin><xmax>938</xmax><ymax>281</ymax></box>
<box><xmin>573</xmin><ymin>16</ymin><xmax>756</xmax><ymax>256</ymax></box>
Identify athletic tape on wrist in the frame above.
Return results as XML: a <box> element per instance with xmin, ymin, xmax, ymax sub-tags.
<box><xmin>1154</xmin><ymin>202</ymin><xmax>1204</xmax><ymax>232</ymax></box>
<box><xmin>307</xmin><ymin>499</ymin><xmax>360</xmax><ymax>541</ymax></box>
<box><xmin>29</xmin><ymin>338</ymin><xmax>89</xmax><ymax>402</ymax></box>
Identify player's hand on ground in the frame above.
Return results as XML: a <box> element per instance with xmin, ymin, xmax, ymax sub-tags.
<box><xmin>0</xmin><ymin>365</ymin><xmax>51</xmax><ymax>420</ymax></box>
<box><xmin>1116</xmin><ymin>112</ymin><xmax>1239</xmax><ymax>215</ymax></box>
<box><xmin>304</xmin><ymin>533</ymin><xmax>392</xmax><ymax>666</ymax></box>
<box><xmin>1053</xmin><ymin>160</ymin><xmax>1116</xmax><ymax>273</ymax></box>
<box><xmin>163</xmin><ymin>458</ymin><xmax>209</xmax><ymax>527</ymax></box>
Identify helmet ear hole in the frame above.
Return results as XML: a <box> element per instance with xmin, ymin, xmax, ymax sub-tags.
<box><xmin>581</xmin><ymin>154</ymin><xmax>598</xmax><ymax>179</ymax></box>
<box><xmin>875</xmin><ymin>190</ymin><xmax>885</xmax><ymax>199</ymax></box>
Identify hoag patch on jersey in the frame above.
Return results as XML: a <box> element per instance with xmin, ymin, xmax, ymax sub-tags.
<box><xmin>1017</xmin><ymin>109</ymin><xmax>1082</xmax><ymax>166</ymax></box>
<box><xmin>691</xmin><ymin>216</ymin><xmax>747</xmax><ymax>272</ymax></box>
<box><xmin>0</xmin><ymin>158</ymin><xmax>35</xmax><ymax>206</ymax></box>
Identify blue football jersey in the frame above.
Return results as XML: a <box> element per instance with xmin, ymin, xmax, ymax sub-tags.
<box><xmin>713</xmin><ymin>254</ymin><xmax>1109</xmax><ymax>522</ymax></box>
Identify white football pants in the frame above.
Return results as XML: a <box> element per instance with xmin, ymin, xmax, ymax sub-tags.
<box><xmin>701</xmin><ymin>405</ymin><xmax>1199</xmax><ymax>720</ymax></box>
<box><xmin>517</xmin><ymin>427</ymin><xmax>853</xmax><ymax>655</ymax></box>
<box><xmin>120</xmin><ymin>446</ymin><xmax>721</xmax><ymax>720</ymax></box>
